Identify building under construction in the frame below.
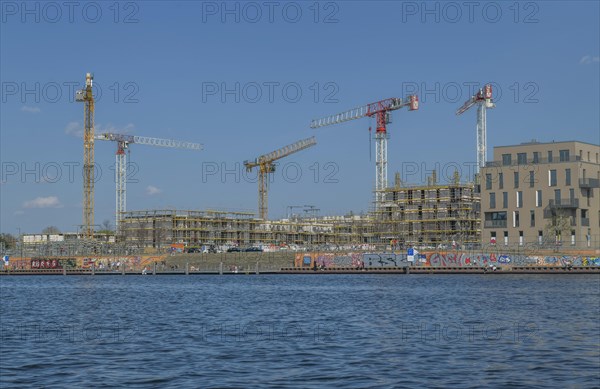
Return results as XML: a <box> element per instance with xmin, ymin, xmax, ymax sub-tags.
<box><xmin>373</xmin><ymin>173</ymin><xmax>481</xmax><ymax>247</ymax></box>
<box><xmin>119</xmin><ymin>176</ymin><xmax>480</xmax><ymax>249</ymax></box>
<box><xmin>119</xmin><ymin>209</ymin><xmax>377</xmax><ymax>248</ymax></box>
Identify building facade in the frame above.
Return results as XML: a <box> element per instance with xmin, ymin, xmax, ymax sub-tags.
<box><xmin>480</xmin><ymin>140</ymin><xmax>600</xmax><ymax>249</ymax></box>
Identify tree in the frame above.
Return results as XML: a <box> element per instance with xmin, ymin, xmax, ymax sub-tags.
<box><xmin>0</xmin><ymin>233</ymin><xmax>17</xmax><ymax>250</ymax></box>
<box><xmin>42</xmin><ymin>226</ymin><xmax>61</xmax><ymax>234</ymax></box>
<box><xmin>544</xmin><ymin>212</ymin><xmax>571</xmax><ymax>252</ymax></box>
<box><xmin>98</xmin><ymin>219</ymin><xmax>114</xmax><ymax>234</ymax></box>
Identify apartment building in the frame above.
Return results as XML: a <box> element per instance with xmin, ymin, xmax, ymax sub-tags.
<box><xmin>480</xmin><ymin>140</ymin><xmax>600</xmax><ymax>249</ymax></box>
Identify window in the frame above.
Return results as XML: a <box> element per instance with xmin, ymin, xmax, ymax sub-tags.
<box><xmin>529</xmin><ymin>171</ymin><xmax>535</xmax><ymax>187</ymax></box>
<box><xmin>548</xmin><ymin>150</ymin><xmax>553</xmax><ymax>163</ymax></box>
<box><xmin>498</xmin><ymin>172</ymin><xmax>504</xmax><ymax>189</ymax></box>
<box><xmin>530</xmin><ymin>210</ymin><xmax>535</xmax><ymax>227</ymax></box>
<box><xmin>559</xmin><ymin>149</ymin><xmax>570</xmax><ymax>162</ymax></box>
<box><xmin>569</xmin><ymin>188</ymin><xmax>575</xmax><ymax>200</ymax></box>
<box><xmin>554</xmin><ymin>189</ymin><xmax>561</xmax><ymax>203</ymax></box>
<box><xmin>489</xmin><ymin>193</ymin><xmax>496</xmax><ymax>209</ymax></box>
<box><xmin>587</xmin><ymin>151</ymin><xmax>590</xmax><ymax>161</ymax></box>
<box><xmin>549</xmin><ymin>170</ymin><xmax>557</xmax><ymax>186</ymax></box>
<box><xmin>502</xmin><ymin>192</ymin><xmax>508</xmax><ymax>208</ymax></box>
<box><xmin>490</xmin><ymin>231</ymin><xmax>497</xmax><ymax>245</ymax></box>
<box><xmin>517</xmin><ymin>153</ymin><xmax>527</xmax><ymax>164</ymax></box>
<box><xmin>538</xmin><ymin>230</ymin><xmax>543</xmax><ymax>245</ymax></box>
<box><xmin>536</xmin><ymin>190</ymin><xmax>542</xmax><ymax>207</ymax></box>
<box><xmin>513</xmin><ymin>211</ymin><xmax>520</xmax><ymax>228</ymax></box>
<box><xmin>533</xmin><ymin>152</ymin><xmax>540</xmax><ymax>163</ymax></box>
<box><xmin>565</xmin><ymin>168</ymin><xmax>571</xmax><ymax>186</ymax></box>
<box><xmin>571</xmin><ymin>231</ymin><xmax>576</xmax><ymax>246</ymax></box>
<box><xmin>504</xmin><ymin>231</ymin><xmax>509</xmax><ymax>246</ymax></box>
<box><xmin>502</xmin><ymin>154</ymin><xmax>512</xmax><ymax>166</ymax></box>
<box><xmin>519</xmin><ymin>231</ymin><xmax>524</xmax><ymax>246</ymax></box>
<box><xmin>517</xmin><ymin>191</ymin><xmax>523</xmax><ymax>208</ymax></box>
<box><xmin>485</xmin><ymin>173</ymin><xmax>492</xmax><ymax>190</ymax></box>
<box><xmin>514</xmin><ymin>172</ymin><xmax>519</xmax><ymax>188</ymax></box>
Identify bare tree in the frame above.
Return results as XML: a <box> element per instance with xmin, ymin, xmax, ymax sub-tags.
<box><xmin>544</xmin><ymin>212</ymin><xmax>571</xmax><ymax>252</ymax></box>
<box><xmin>42</xmin><ymin>226</ymin><xmax>61</xmax><ymax>234</ymax></box>
<box><xmin>135</xmin><ymin>221</ymin><xmax>149</xmax><ymax>249</ymax></box>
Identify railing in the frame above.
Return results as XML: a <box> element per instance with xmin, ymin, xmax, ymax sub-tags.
<box><xmin>548</xmin><ymin>198</ymin><xmax>579</xmax><ymax>208</ymax></box>
<box><xmin>484</xmin><ymin>220</ymin><xmax>507</xmax><ymax>228</ymax></box>
<box><xmin>581</xmin><ymin>218</ymin><xmax>590</xmax><ymax>227</ymax></box>
<box><xmin>579</xmin><ymin>178</ymin><xmax>600</xmax><ymax>188</ymax></box>
<box><xmin>485</xmin><ymin>155</ymin><xmax>581</xmax><ymax>168</ymax></box>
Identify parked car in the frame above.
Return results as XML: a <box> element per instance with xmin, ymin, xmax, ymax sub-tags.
<box><xmin>227</xmin><ymin>247</ymin><xmax>241</xmax><ymax>252</ymax></box>
<box><xmin>244</xmin><ymin>247</ymin><xmax>263</xmax><ymax>252</ymax></box>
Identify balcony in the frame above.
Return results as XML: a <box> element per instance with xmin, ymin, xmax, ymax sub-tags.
<box><xmin>548</xmin><ymin>198</ymin><xmax>579</xmax><ymax>208</ymax></box>
<box><xmin>579</xmin><ymin>178</ymin><xmax>600</xmax><ymax>188</ymax></box>
<box><xmin>581</xmin><ymin>218</ymin><xmax>590</xmax><ymax>227</ymax></box>
<box><xmin>484</xmin><ymin>220</ymin><xmax>507</xmax><ymax>228</ymax></box>
<box><xmin>485</xmin><ymin>155</ymin><xmax>581</xmax><ymax>168</ymax></box>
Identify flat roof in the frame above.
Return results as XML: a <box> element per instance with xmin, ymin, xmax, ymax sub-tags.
<box><xmin>494</xmin><ymin>140</ymin><xmax>600</xmax><ymax>149</ymax></box>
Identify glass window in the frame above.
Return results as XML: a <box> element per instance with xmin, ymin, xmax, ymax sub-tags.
<box><xmin>517</xmin><ymin>191</ymin><xmax>523</xmax><ymax>208</ymax></box>
<box><xmin>514</xmin><ymin>172</ymin><xmax>519</xmax><ymax>188</ymax></box>
<box><xmin>489</xmin><ymin>193</ymin><xmax>496</xmax><ymax>209</ymax></box>
<box><xmin>565</xmin><ymin>168</ymin><xmax>571</xmax><ymax>186</ymax></box>
<box><xmin>548</xmin><ymin>150</ymin><xmax>553</xmax><ymax>163</ymax></box>
<box><xmin>502</xmin><ymin>154</ymin><xmax>512</xmax><ymax>166</ymax></box>
<box><xmin>502</xmin><ymin>192</ymin><xmax>508</xmax><ymax>208</ymax></box>
<box><xmin>530</xmin><ymin>210</ymin><xmax>535</xmax><ymax>227</ymax></box>
<box><xmin>532</xmin><ymin>152</ymin><xmax>540</xmax><ymax>163</ymax></box>
<box><xmin>513</xmin><ymin>211</ymin><xmax>520</xmax><ymax>228</ymax></box>
<box><xmin>549</xmin><ymin>170</ymin><xmax>557</xmax><ymax>186</ymax></box>
<box><xmin>554</xmin><ymin>189</ymin><xmax>561</xmax><ymax>203</ymax></box>
<box><xmin>529</xmin><ymin>171</ymin><xmax>535</xmax><ymax>187</ymax></box>
<box><xmin>517</xmin><ymin>153</ymin><xmax>527</xmax><ymax>164</ymax></box>
<box><xmin>485</xmin><ymin>174</ymin><xmax>492</xmax><ymax>190</ymax></box>
<box><xmin>498</xmin><ymin>172</ymin><xmax>504</xmax><ymax>189</ymax></box>
<box><xmin>559</xmin><ymin>149</ymin><xmax>570</xmax><ymax>162</ymax></box>
<box><xmin>536</xmin><ymin>190</ymin><xmax>542</xmax><ymax>207</ymax></box>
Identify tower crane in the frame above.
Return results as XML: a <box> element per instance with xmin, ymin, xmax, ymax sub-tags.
<box><xmin>310</xmin><ymin>95</ymin><xmax>419</xmax><ymax>206</ymax></box>
<box><xmin>95</xmin><ymin>133</ymin><xmax>203</xmax><ymax>232</ymax></box>
<box><xmin>456</xmin><ymin>84</ymin><xmax>495</xmax><ymax>180</ymax></box>
<box><xmin>244</xmin><ymin>137</ymin><xmax>317</xmax><ymax>220</ymax></box>
<box><xmin>75</xmin><ymin>73</ymin><xmax>95</xmax><ymax>239</ymax></box>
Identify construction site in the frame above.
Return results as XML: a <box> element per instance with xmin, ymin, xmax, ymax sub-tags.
<box><xmin>4</xmin><ymin>74</ymin><xmax>499</xmax><ymax>254</ymax></box>
<box><xmin>7</xmin><ymin>74</ymin><xmax>598</xmax><ymax>257</ymax></box>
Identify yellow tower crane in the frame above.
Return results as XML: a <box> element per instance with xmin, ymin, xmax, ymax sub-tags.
<box><xmin>75</xmin><ymin>73</ymin><xmax>95</xmax><ymax>239</ymax></box>
<box><xmin>244</xmin><ymin>137</ymin><xmax>317</xmax><ymax>220</ymax></box>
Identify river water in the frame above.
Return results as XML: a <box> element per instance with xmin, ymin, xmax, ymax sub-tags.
<box><xmin>1</xmin><ymin>275</ymin><xmax>599</xmax><ymax>388</ymax></box>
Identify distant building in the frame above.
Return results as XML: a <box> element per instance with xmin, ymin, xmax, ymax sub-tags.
<box><xmin>480</xmin><ymin>140</ymin><xmax>600</xmax><ymax>249</ymax></box>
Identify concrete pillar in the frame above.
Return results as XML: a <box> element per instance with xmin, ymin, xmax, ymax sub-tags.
<box><xmin>255</xmin><ymin>261</ymin><xmax>259</xmax><ymax>275</ymax></box>
<box><xmin>153</xmin><ymin>262</ymin><xmax>156</xmax><ymax>275</ymax></box>
<box><xmin>219</xmin><ymin>262</ymin><xmax>223</xmax><ymax>275</ymax></box>
<box><xmin>121</xmin><ymin>262</ymin><xmax>125</xmax><ymax>275</ymax></box>
<box><xmin>91</xmin><ymin>263</ymin><xmax>95</xmax><ymax>276</ymax></box>
<box><xmin>185</xmin><ymin>262</ymin><xmax>189</xmax><ymax>275</ymax></box>
<box><xmin>63</xmin><ymin>267</ymin><xmax>67</xmax><ymax>276</ymax></box>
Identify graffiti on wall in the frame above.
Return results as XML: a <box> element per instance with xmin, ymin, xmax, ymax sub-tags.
<box><xmin>296</xmin><ymin>252</ymin><xmax>600</xmax><ymax>268</ymax></box>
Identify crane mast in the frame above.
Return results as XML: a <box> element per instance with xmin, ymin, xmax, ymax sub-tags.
<box><xmin>245</xmin><ymin>137</ymin><xmax>317</xmax><ymax>220</ymax></box>
<box><xmin>75</xmin><ymin>73</ymin><xmax>95</xmax><ymax>239</ymax></box>
<box><xmin>95</xmin><ymin>133</ymin><xmax>203</xmax><ymax>232</ymax></box>
<box><xmin>310</xmin><ymin>95</ymin><xmax>418</xmax><ymax>206</ymax></box>
<box><xmin>456</xmin><ymin>84</ymin><xmax>495</xmax><ymax>180</ymax></box>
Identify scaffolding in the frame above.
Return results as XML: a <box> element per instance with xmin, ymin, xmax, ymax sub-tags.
<box><xmin>373</xmin><ymin>180</ymin><xmax>481</xmax><ymax>247</ymax></box>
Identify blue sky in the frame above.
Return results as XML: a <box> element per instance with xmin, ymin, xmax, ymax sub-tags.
<box><xmin>1</xmin><ymin>1</ymin><xmax>599</xmax><ymax>234</ymax></box>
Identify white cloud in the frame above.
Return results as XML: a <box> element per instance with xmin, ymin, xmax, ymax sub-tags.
<box><xmin>65</xmin><ymin>121</ymin><xmax>83</xmax><ymax>138</ymax></box>
<box><xmin>21</xmin><ymin>106</ymin><xmax>41</xmax><ymax>114</ymax></box>
<box><xmin>146</xmin><ymin>185</ymin><xmax>162</xmax><ymax>195</ymax></box>
<box><xmin>579</xmin><ymin>55</ymin><xmax>600</xmax><ymax>65</ymax></box>
<box><xmin>23</xmin><ymin>196</ymin><xmax>62</xmax><ymax>209</ymax></box>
